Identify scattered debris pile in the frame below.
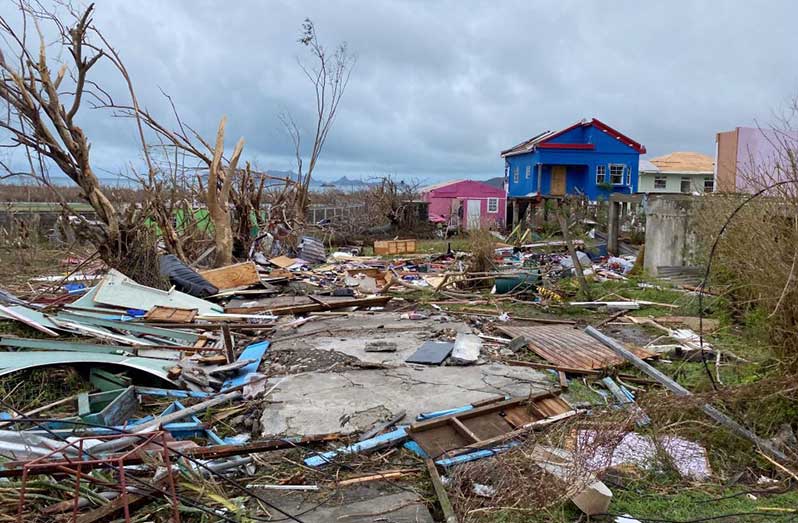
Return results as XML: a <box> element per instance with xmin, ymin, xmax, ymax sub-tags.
<box><xmin>0</xmin><ymin>237</ymin><xmax>794</xmax><ymax>522</ymax></box>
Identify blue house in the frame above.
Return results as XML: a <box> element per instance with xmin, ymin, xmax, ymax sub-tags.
<box><xmin>500</xmin><ymin>118</ymin><xmax>646</xmax><ymax>226</ymax></box>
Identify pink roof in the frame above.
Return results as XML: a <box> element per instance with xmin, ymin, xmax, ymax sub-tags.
<box><xmin>420</xmin><ymin>179</ymin><xmax>505</xmax><ymax>196</ymax></box>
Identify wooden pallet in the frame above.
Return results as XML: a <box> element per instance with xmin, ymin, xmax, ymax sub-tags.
<box><xmin>408</xmin><ymin>392</ymin><xmax>572</xmax><ymax>458</ymax></box>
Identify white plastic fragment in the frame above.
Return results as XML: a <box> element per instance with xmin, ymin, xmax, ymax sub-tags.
<box><xmin>449</xmin><ymin>332</ymin><xmax>482</xmax><ymax>365</ymax></box>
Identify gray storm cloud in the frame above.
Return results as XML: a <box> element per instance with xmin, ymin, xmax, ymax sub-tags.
<box><xmin>1</xmin><ymin>0</ymin><xmax>796</xmax><ymax>184</ymax></box>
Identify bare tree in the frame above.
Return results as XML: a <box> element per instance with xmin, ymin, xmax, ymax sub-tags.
<box><xmin>281</xmin><ymin>19</ymin><xmax>356</xmax><ymax>218</ymax></box>
<box><xmin>0</xmin><ymin>4</ymin><xmax>117</xmax><ymax>243</ymax></box>
<box><xmin>107</xmin><ymin>106</ymin><xmax>246</xmax><ymax>267</ymax></box>
<box><xmin>0</xmin><ymin>2</ymin><xmax>179</xmax><ymax>283</ymax></box>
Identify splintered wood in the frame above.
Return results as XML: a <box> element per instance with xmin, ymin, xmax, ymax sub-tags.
<box><xmin>199</xmin><ymin>261</ymin><xmax>261</xmax><ymax>290</ymax></box>
<box><xmin>497</xmin><ymin>324</ymin><xmax>654</xmax><ymax>371</ymax></box>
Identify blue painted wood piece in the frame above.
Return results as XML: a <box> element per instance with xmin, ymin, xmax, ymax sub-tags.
<box><xmin>134</xmin><ymin>386</ymin><xmax>212</xmax><ymax>399</ymax></box>
<box><xmin>160</xmin><ymin>400</ymin><xmax>225</xmax><ymax>444</ymax></box>
<box><xmin>222</xmin><ymin>340</ymin><xmax>270</xmax><ymax>390</ymax></box>
<box><xmin>304</xmin><ymin>427</ymin><xmax>408</xmax><ymax>467</ymax></box>
<box><xmin>416</xmin><ymin>405</ymin><xmax>473</xmax><ymax>421</ymax></box>
<box><xmin>403</xmin><ymin>440</ymin><xmax>428</xmax><ymax>458</ymax></box>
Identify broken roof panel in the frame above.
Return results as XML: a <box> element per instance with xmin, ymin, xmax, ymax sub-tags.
<box><xmin>0</xmin><ymin>305</ymin><xmax>60</xmax><ymax>336</ymax></box>
<box><xmin>93</xmin><ymin>269</ymin><xmax>222</xmax><ymax>316</ymax></box>
<box><xmin>0</xmin><ymin>351</ymin><xmax>175</xmax><ymax>384</ymax></box>
<box><xmin>496</xmin><ymin>325</ymin><xmax>655</xmax><ymax>371</ymax></box>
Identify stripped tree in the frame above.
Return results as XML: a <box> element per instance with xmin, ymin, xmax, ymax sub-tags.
<box><xmin>0</xmin><ymin>3</ymin><xmax>168</xmax><ymax>282</ymax></box>
<box><xmin>280</xmin><ymin>19</ymin><xmax>356</xmax><ymax>221</ymax></box>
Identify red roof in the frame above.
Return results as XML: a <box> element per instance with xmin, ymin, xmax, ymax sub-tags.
<box><xmin>500</xmin><ymin>118</ymin><xmax>646</xmax><ymax>157</ymax></box>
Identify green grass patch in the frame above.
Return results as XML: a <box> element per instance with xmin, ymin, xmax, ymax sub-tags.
<box><xmin>480</xmin><ymin>483</ymin><xmax>798</xmax><ymax>523</ymax></box>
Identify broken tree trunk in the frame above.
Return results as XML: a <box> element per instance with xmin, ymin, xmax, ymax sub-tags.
<box><xmin>207</xmin><ymin>117</ymin><xmax>245</xmax><ymax>267</ymax></box>
<box><xmin>584</xmin><ymin>326</ymin><xmax>790</xmax><ymax>463</ymax></box>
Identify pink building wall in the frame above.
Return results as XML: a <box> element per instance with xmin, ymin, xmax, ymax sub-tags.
<box><xmin>716</xmin><ymin>127</ymin><xmax>798</xmax><ymax>193</ymax></box>
<box><xmin>420</xmin><ymin>180</ymin><xmax>506</xmax><ymax>229</ymax></box>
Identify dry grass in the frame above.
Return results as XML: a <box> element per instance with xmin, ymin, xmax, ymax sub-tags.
<box><xmin>693</xmin><ymin>193</ymin><xmax>798</xmax><ymax>369</ymax></box>
<box><xmin>465</xmin><ymin>228</ymin><xmax>496</xmax><ymax>276</ymax></box>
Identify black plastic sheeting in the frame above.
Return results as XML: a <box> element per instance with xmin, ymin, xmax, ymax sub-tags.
<box><xmin>158</xmin><ymin>255</ymin><xmax>219</xmax><ymax>298</ymax></box>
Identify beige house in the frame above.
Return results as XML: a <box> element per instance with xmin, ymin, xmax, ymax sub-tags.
<box><xmin>638</xmin><ymin>152</ymin><xmax>715</xmax><ymax>194</ymax></box>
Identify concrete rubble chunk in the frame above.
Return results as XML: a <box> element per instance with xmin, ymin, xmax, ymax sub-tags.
<box><xmin>449</xmin><ymin>332</ymin><xmax>482</xmax><ymax>365</ymax></box>
<box><xmin>364</xmin><ymin>341</ymin><xmax>397</xmax><ymax>352</ymax></box>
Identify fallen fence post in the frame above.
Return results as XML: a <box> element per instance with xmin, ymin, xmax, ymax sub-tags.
<box><xmin>584</xmin><ymin>326</ymin><xmax>790</xmax><ymax>463</ymax></box>
<box><xmin>425</xmin><ymin>458</ymin><xmax>458</xmax><ymax>523</ymax></box>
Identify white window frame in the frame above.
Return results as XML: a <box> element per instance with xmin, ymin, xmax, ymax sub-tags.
<box><xmin>704</xmin><ymin>176</ymin><xmax>714</xmax><ymax>193</ymax></box>
<box><xmin>609</xmin><ymin>164</ymin><xmax>625</xmax><ymax>185</ymax></box>
<box><xmin>525</xmin><ymin>165</ymin><xmax>531</xmax><ymax>179</ymax></box>
<box><xmin>625</xmin><ymin>168</ymin><xmax>631</xmax><ymax>186</ymax></box>
<box><xmin>487</xmin><ymin>197</ymin><xmax>499</xmax><ymax>213</ymax></box>
<box><xmin>513</xmin><ymin>166</ymin><xmax>519</xmax><ymax>184</ymax></box>
<box><xmin>680</xmin><ymin>177</ymin><xmax>691</xmax><ymax>193</ymax></box>
<box><xmin>595</xmin><ymin>165</ymin><xmax>606</xmax><ymax>184</ymax></box>
<box><xmin>653</xmin><ymin>175</ymin><xmax>667</xmax><ymax>189</ymax></box>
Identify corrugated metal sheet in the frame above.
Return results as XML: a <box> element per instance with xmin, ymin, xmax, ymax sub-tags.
<box><xmin>0</xmin><ymin>351</ymin><xmax>174</xmax><ymax>383</ymax></box>
<box><xmin>496</xmin><ymin>325</ymin><xmax>654</xmax><ymax>371</ymax></box>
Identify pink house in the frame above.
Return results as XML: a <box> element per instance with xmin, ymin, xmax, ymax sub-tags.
<box><xmin>420</xmin><ymin>179</ymin><xmax>506</xmax><ymax>230</ymax></box>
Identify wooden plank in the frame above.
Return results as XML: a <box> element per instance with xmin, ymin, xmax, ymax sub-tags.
<box><xmin>77</xmin><ymin>392</ymin><xmax>90</xmax><ymax>416</ymax></box>
<box><xmin>225</xmin><ymin>295</ymin><xmax>392</xmax><ymax>315</ymax></box>
<box><xmin>425</xmin><ymin>459</ymin><xmax>458</xmax><ymax>523</ymax></box>
<box><xmin>558</xmin><ymin>371</ymin><xmax>569</xmax><ymax>389</ymax></box>
<box><xmin>451</xmin><ymin>417</ymin><xmax>480</xmax><ymax>443</ymax></box>
<box><xmin>199</xmin><ymin>261</ymin><xmax>261</xmax><ymax>290</ymax></box>
<box><xmin>409</xmin><ymin>393</ymin><xmax>571</xmax><ymax>457</ymax></box>
<box><xmin>221</xmin><ymin>324</ymin><xmax>235</xmax><ymax>363</ymax></box>
<box><xmin>144</xmin><ymin>306</ymin><xmax>197</xmax><ymax>323</ymax></box>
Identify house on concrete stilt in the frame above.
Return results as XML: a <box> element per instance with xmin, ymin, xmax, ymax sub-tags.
<box><xmin>500</xmin><ymin>118</ymin><xmax>646</xmax><ymax>227</ymax></box>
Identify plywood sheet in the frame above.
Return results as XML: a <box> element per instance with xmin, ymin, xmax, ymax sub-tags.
<box><xmin>144</xmin><ymin>306</ymin><xmax>197</xmax><ymax>323</ymax></box>
<box><xmin>496</xmin><ymin>325</ymin><xmax>654</xmax><ymax>371</ymax></box>
<box><xmin>199</xmin><ymin>262</ymin><xmax>261</xmax><ymax>290</ymax></box>
<box><xmin>268</xmin><ymin>256</ymin><xmax>298</xmax><ymax>269</ymax></box>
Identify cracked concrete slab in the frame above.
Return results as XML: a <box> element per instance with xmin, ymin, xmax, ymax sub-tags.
<box><xmin>270</xmin><ymin>312</ymin><xmax>473</xmax><ymax>365</ymax></box>
<box><xmin>252</xmin><ymin>487</ymin><xmax>432</xmax><ymax>523</ymax></box>
<box><xmin>259</xmin><ymin>363</ymin><xmax>554</xmax><ymax>437</ymax></box>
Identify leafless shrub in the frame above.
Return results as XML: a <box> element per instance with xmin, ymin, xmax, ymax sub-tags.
<box><xmin>447</xmin><ymin>411</ymin><xmax>636</xmax><ymax>521</ymax></box>
<box><xmin>465</xmin><ymin>227</ymin><xmax>496</xmax><ymax>277</ymax></box>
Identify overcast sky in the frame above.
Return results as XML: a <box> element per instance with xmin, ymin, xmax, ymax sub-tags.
<box><xmin>3</xmin><ymin>1</ymin><xmax>798</xmax><ymax>184</ymax></box>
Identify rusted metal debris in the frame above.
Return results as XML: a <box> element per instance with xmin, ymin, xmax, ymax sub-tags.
<box><xmin>497</xmin><ymin>324</ymin><xmax>656</xmax><ymax>371</ymax></box>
